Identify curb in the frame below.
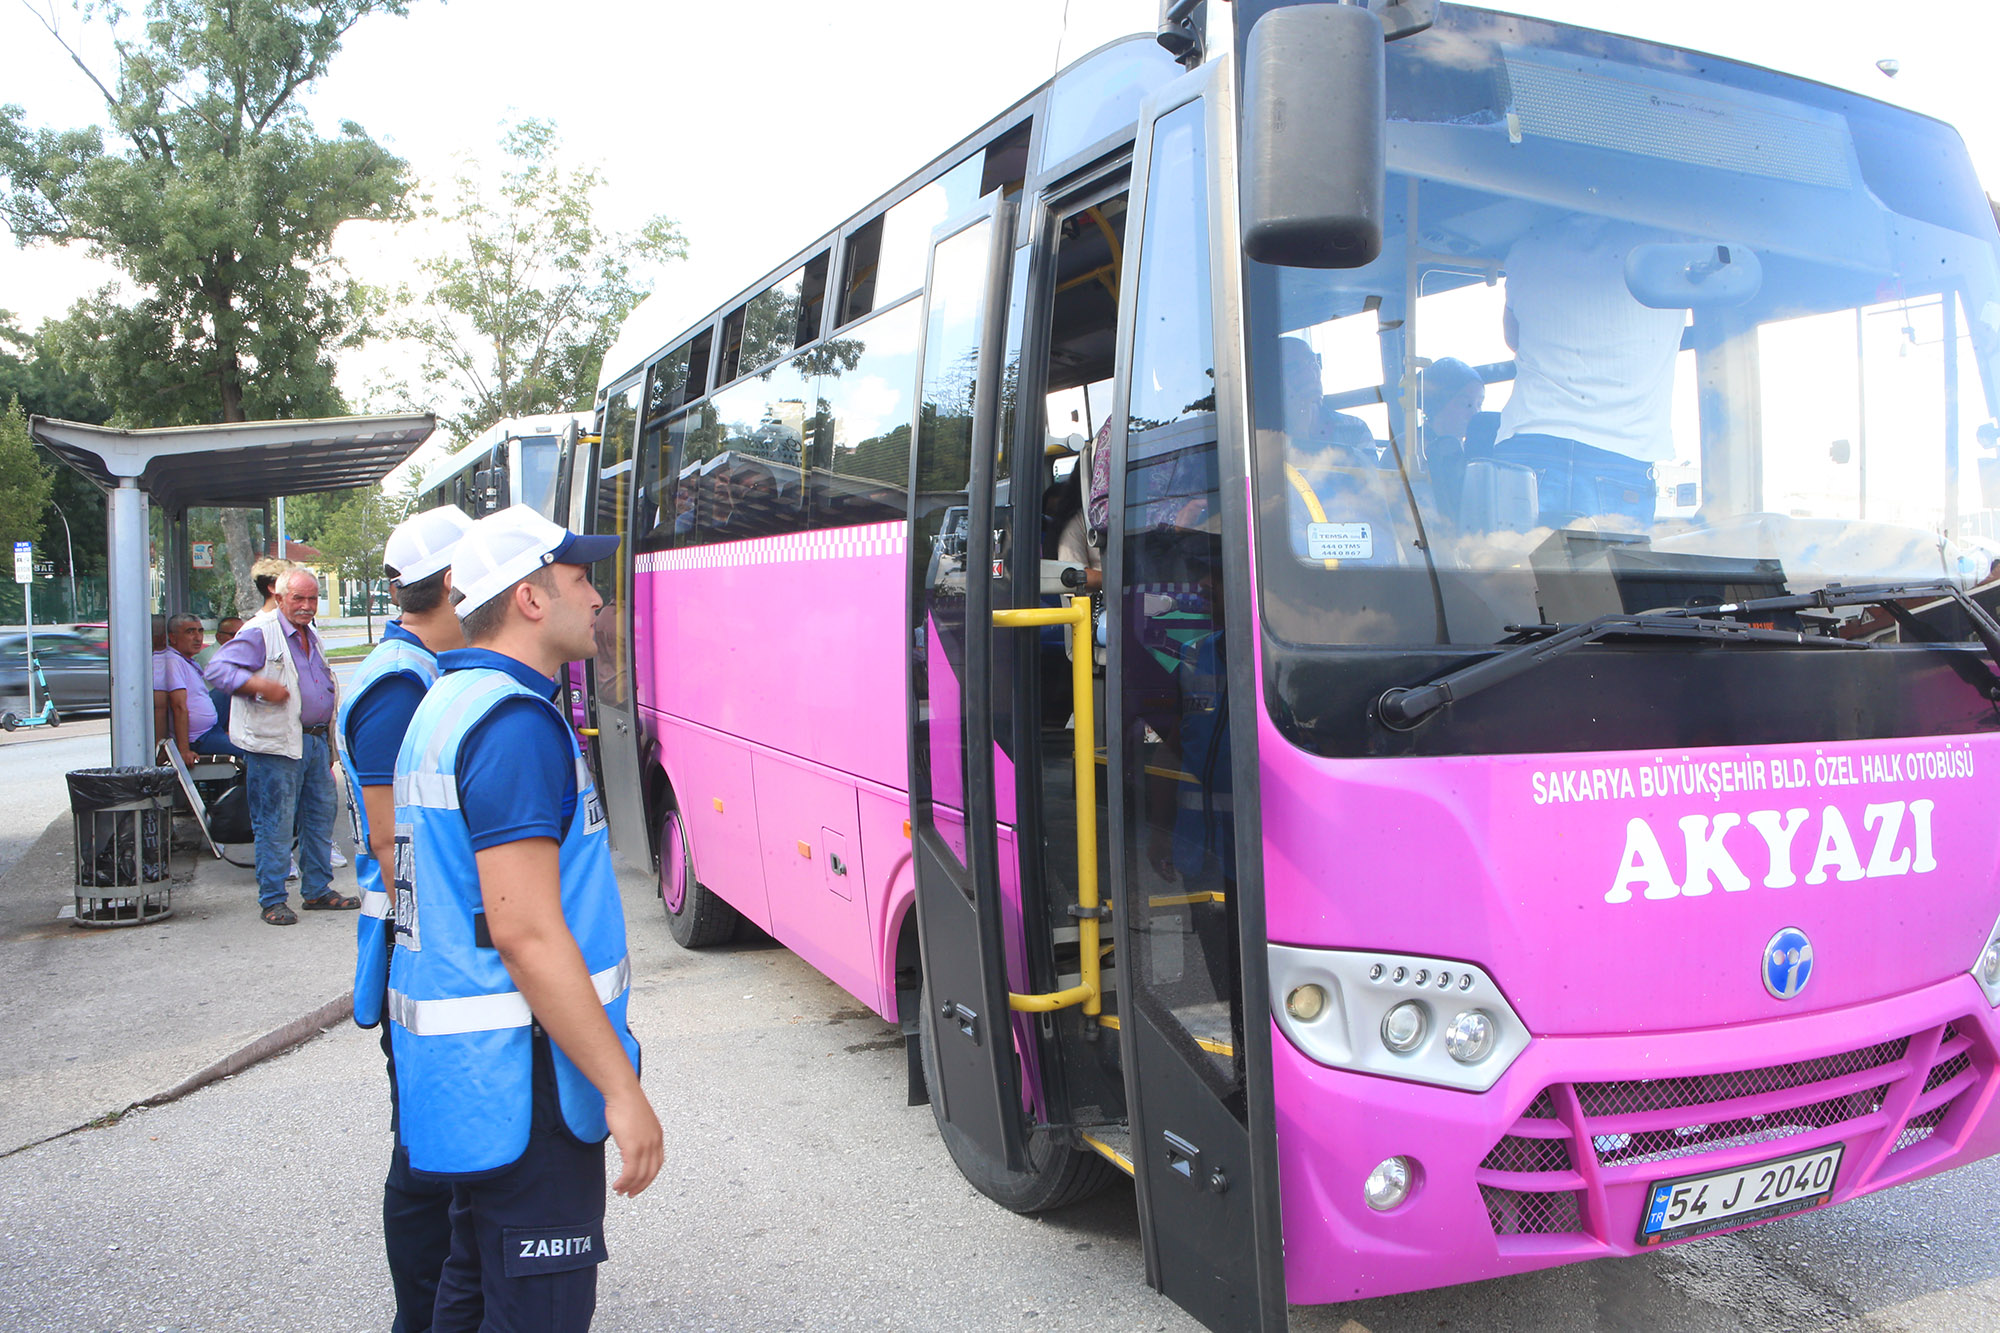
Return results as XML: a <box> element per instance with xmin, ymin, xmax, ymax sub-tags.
<box><xmin>138</xmin><ymin>991</ymin><xmax>356</xmax><ymax>1107</ymax></box>
<box><xmin>0</xmin><ymin>991</ymin><xmax>355</xmax><ymax>1158</ymax></box>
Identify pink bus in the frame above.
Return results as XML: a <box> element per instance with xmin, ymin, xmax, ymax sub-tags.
<box><xmin>558</xmin><ymin>6</ymin><xmax>2000</xmax><ymax>1328</ymax></box>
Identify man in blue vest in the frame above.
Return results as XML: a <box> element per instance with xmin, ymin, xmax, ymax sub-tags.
<box><xmin>389</xmin><ymin>503</ymin><xmax>661</xmax><ymax>1333</ymax></box>
<box><xmin>336</xmin><ymin>503</ymin><xmax>474</xmax><ymax>1333</ymax></box>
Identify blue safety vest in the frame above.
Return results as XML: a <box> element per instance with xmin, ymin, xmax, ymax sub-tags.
<box><xmin>335</xmin><ymin>629</ymin><xmax>439</xmax><ymax>1029</ymax></box>
<box><xmin>386</xmin><ymin>667</ymin><xmax>636</xmax><ymax>1176</ymax></box>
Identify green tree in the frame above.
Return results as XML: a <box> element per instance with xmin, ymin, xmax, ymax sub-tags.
<box><xmin>0</xmin><ymin>0</ymin><xmax>419</xmax><ymax>611</ymax></box>
<box><xmin>0</xmin><ymin>312</ymin><xmax>110</xmax><ymax>577</ymax></box>
<box><xmin>313</xmin><ymin>482</ymin><xmax>392</xmax><ymax>635</ymax></box>
<box><xmin>0</xmin><ymin>397</ymin><xmax>56</xmax><ymax>559</ymax></box>
<box><xmin>274</xmin><ymin>489</ymin><xmax>345</xmax><ymax>546</ymax></box>
<box><xmin>388</xmin><ymin>118</ymin><xmax>685</xmax><ymax>441</ymax></box>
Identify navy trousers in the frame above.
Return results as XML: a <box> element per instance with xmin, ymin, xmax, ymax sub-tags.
<box><xmin>427</xmin><ymin>1034</ymin><xmax>608</xmax><ymax>1333</ymax></box>
<box><xmin>381</xmin><ymin>1026</ymin><xmax>455</xmax><ymax>1333</ymax></box>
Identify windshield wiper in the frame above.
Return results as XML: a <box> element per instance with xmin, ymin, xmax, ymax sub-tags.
<box><xmin>1653</xmin><ymin>579</ymin><xmax>2000</xmax><ymax>665</ymax></box>
<box><xmin>1378</xmin><ymin>580</ymin><xmax>2000</xmax><ymax>730</ymax></box>
<box><xmin>1376</xmin><ymin>612</ymin><xmax>1868</xmax><ymax>730</ymax></box>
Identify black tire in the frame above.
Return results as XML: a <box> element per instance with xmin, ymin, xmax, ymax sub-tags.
<box><xmin>0</xmin><ymin>713</ymin><xmax>15</xmax><ymax>733</ymax></box>
<box><xmin>46</xmin><ymin>706</ymin><xmax>59</xmax><ymax>728</ymax></box>
<box><xmin>658</xmin><ymin>805</ymin><xmax>739</xmax><ymax>948</ymax></box>
<box><xmin>919</xmin><ymin>982</ymin><xmax>1116</xmax><ymax>1213</ymax></box>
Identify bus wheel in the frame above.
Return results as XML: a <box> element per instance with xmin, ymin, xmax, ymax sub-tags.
<box><xmin>658</xmin><ymin>806</ymin><xmax>738</xmax><ymax>949</ymax></box>
<box><xmin>919</xmin><ymin>983</ymin><xmax>1116</xmax><ymax>1214</ymax></box>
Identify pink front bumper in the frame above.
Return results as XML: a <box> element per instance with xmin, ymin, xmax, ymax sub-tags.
<box><xmin>1276</xmin><ymin>974</ymin><xmax>2000</xmax><ymax>1305</ymax></box>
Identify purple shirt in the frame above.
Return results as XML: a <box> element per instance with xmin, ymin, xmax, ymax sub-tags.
<box><xmin>153</xmin><ymin>649</ymin><xmax>219</xmax><ymax>738</ymax></box>
<box><xmin>205</xmin><ymin>617</ymin><xmax>336</xmax><ymax>727</ymax></box>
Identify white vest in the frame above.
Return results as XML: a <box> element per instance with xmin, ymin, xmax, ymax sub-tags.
<box><xmin>227</xmin><ymin>609</ymin><xmax>336</xmax><ymax>759</ymax></box>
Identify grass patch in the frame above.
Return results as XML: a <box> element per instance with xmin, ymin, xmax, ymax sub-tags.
<box><xmin>325</xmin><ymin>643</ymin><xmax>377</xmax><ymax>661</ymax></box>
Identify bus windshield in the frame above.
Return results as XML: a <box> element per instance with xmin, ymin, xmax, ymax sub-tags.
<box><xmin>516</xmin><ymin>436</ymin><xmax>561</xmax><ymax>517</ymax></box>
<box><xmin>1247</xmin><ymin>14</ymin><xmax>2000</xmax><ymax>649</ymax></box>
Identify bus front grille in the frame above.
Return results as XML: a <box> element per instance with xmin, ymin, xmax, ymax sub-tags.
<box><xmin>1476</xmin><ymin>1016</ymin><xmax>1985</xmax><ymax>1245</ymax></box>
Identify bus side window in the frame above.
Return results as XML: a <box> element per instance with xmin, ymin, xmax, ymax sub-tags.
<box><xmin>806</xmin><ymin>298</ymin><xmax>922</xmax><ymax>529</ymax></box>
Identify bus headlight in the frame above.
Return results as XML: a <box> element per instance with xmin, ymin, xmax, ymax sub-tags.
<box><xmin>1286</xmin><ymin>983</ymin><xmax>1329</xmax><ymax>1022</ymax></box>
<box><xmin>1443</xmin><ymin>1010</ymin><xmax>1496</xmax><ymax>1064</ymax></box>
<box><xmin>1380</xmin><ymin>1001</ymin><xmax>1427</xmax><ymax>1053</ymax></box>
<box><xmin>1972</xmin><ymin>912</ymin><xmax>2000</xmax><ymax>1007</ymax></box>
<box><xmin>1269</xmin><ymin>946</ymin><xmax>1528</xmax><ymax>1092</ymax></box>
<box><xmin>1364</xmin><ymin>1156</ymin><xmax>1414</xmax><ymax>1211</ymax></box>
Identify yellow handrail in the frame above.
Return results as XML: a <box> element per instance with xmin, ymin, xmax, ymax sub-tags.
<box><xmin>992</xmin><ymin>600</ymin><xmax>1102</xmax><ymax>1019</ymax></box>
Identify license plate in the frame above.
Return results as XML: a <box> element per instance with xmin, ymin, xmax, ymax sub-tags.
<box><xmin>1638</xmin><ymin>1143</ymin><xmax>1844</xmax><ymax>1245</ymax></box>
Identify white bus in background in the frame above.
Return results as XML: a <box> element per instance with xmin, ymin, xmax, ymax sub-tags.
<box><xmin>417</xmin><ymin>412</ymin><xmax>590</xmax><ymax>521</ymax></box>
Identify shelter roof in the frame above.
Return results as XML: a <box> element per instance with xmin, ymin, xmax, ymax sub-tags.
<box><xmin>28</xmin><ymin>414</ymin><xmax>436</xmax><ymax>509</ymax></box>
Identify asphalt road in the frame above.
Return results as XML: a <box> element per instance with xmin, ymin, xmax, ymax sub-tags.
<box><xmin>2</xmin><ymin>856</ymin><xmax>1998</xmax><ymax>1331</ymax></box>
<box><xmin>0</xmin><ymin>720</ymin><xmax>111</xmax><ymax>879</ymax></box>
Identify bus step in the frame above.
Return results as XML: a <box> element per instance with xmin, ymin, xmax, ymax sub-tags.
<box><xmin>1080</xmin><ymin>1124</ymin><xmax>1134</xmax><ymax>1176</ymax></box>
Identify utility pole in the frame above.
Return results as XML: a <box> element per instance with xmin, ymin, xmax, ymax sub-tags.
<box><xmin>47</xmin><ymin>502</ymin><xmax>77</xmax><ymax>619</ymax></box>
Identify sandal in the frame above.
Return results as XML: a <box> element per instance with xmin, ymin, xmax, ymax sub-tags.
<box><xmin>261</xmin><ymin>902</ymin><xmax>299</xmax><ymax>926</ymax></box>
<box><xmin>301</xmin><ymin>891</ymin><xmax>361</xmax><ymax>911</ymax></box>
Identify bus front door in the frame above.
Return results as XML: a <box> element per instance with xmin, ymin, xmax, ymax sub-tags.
<box><xmin>905</xmin><ymin>196</ymin><xmax>1029</xmax><ymax>1173</ymax></box>
<box><xmin>585</xmin><ymin>380</ymin><xmax>653</xmax><ymax>868</ymax></box>
<box><xmin>1103</xmin><ymin>86</ymin><xmax>1287</xmax><ymax>1332</ymax></box>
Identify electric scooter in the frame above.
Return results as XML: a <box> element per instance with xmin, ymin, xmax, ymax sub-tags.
<box><xmin>1</xmin><ymin>651</ymin><xmax>62</xmax><ymax>731</ymax></box>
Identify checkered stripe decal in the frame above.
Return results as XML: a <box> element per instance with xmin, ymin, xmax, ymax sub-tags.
<box><xmin>634</xmin><ymin>521</ymin><xmax>906</xmax><ymax>574</ymax></box>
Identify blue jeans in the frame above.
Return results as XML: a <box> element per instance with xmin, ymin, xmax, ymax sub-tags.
<box><xmin>191</xmin><ymin>726</ymin><xmax>244</xmax><ymax>758</ymax></box>
<box><xmin>244</xmin><ymin>731</ymin><xmax>336</xmax><ymax>908</ymax></box>
<box><xmin>1490</xmin><ymin>433</ymin><xmax>1657</xmax><ymax>530</ymax></box>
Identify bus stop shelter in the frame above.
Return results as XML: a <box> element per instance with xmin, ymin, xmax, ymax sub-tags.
<box><xmin>27</xmin><ymin>413</ymin><xmax>437</xmax><ymax>767</ymax></box>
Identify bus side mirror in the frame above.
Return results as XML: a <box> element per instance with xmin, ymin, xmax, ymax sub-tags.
<box><xmin>1240</xmin><ymin>3</ymin><xmax>1386</xmax><ymax>270</ymax></box>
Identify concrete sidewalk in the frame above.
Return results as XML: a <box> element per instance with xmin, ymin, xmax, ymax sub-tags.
<box><xmin>0</xmin><ymin>810</ymin><xmax>362</xmax><ymax>1157</ymax></box>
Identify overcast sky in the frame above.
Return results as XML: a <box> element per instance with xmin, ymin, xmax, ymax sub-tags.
<box><xmin>1</xmin><ymin>0</ymin><xmax>1994</xmax><ymax>450</ymax></box>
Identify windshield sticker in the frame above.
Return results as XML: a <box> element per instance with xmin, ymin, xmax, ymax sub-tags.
<box><xmin>1307</xmin><ymin>522</ymin><xmax>1373</xmax><ymax>561</ymax></box>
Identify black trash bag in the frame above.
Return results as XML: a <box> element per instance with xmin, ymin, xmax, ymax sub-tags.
<box><xmin>68</xmin><ymin>766</ymin><xmax>175</xmax><ymax>888</ymax></box>
<box><xmin>66</xmin><ymin>766</ymin><xmax>177</xmax><ymax>813</ymax></box>
<box><xmin>206</xmin><ymin>781</ymin><xmax>253</xmax><ymax>844</ymax></box>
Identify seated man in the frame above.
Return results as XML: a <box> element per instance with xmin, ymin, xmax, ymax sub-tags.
<box><xmin>1275</xmin><ymin>337</ymin><xmax>1407</xmax><ymax>569</ymax></box>
<box><xmin>1418</xmin><ymin>356</ymin><xmax>1487</xmax><ymax>520</ymax></box>
<box><xmin>156</xmin><ymin>613</ymin><xmax>241</xmax><ymax>765</ymax></box>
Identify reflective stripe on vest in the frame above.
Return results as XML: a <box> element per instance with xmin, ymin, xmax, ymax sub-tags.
<box><xmin>335</xmin><ymin>631</ymin><xmax>440</xmax><ymax>1029</ymax></box>
<box><xmin>386</xmin><ymin>957</ymin><xmax>631</xmax><ymax>1037</ymax></box>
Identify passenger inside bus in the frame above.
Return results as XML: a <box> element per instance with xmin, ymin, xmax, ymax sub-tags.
<box><xmin>1491</xmin><ymin>217</ymin><xmax>1684</xmax><ymax>531</ymax></box>
<box><xmin>1276</xmin><ymin>336</ymin><xmax>1405</xmax><ymax>567</ymax></box>
<box><xmin>1416</xmin><ymin>355</ymin><xmax>1491</xmax><ymax>522</ymax></box>
<box><xmin>1052</xmin><ymin>422</ymin><xmax>1108</xmax><ymax>594</ymax></box>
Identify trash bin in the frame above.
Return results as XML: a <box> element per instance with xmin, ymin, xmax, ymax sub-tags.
<box><xmin>66</xmin><ymin>766</ymin><xmax>177</xmax><ymax>927</ymax></box>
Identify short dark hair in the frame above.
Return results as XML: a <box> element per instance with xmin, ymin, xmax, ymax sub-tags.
<box><xmin>461</xmin><ymin>566</ymin><xmax>560</xmax><ymax>645</ymax></box>
<box><xmin>388</xmin><ymin>566</ymin><xmax>450</xmax><ymax>616</ymax></box>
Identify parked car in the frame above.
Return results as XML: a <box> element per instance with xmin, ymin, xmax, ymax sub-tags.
<box><xmin>0</xmin><ymin>631</ymin><xmax>113</xmax><ymax>714</ymax></box>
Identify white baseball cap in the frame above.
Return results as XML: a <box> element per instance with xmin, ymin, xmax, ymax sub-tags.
<box><xmin>451</xmin><ymin>504</ymin><xmax>620</xmax><ymax>619</ymax></box>
<box><xmin>383</xmin><ymin>505</ymin><xmax>475</xmax><ymax>585</ymax></box>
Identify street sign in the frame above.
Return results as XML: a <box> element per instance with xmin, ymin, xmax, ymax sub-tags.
<box><xmin>12</xmin><ymin>541</ymin><xmax>29</xmax><ymax>585</ymax></box>
<box><xmin>191</xmin><ymin>541</ymin><xmax>215</xmax><ymax>570</ymax></box>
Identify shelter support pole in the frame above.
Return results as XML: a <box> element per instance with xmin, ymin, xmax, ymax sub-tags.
<box><xmin>107</xmin><ymin>478</ymin><xmax>154</xmax><ymax>767</ymax></box>
<box><xmin>162</xmin><ymin>506</ymin><xmax>191</xmax><ymax>616</ymax></box>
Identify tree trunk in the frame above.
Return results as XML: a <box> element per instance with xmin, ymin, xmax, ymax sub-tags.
<box><xmin>220</xmin><ymin>508</ymin><xmax>258</xmax><ymax>615</ymax></box>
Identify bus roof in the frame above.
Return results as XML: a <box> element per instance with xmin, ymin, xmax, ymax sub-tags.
<box><xmin>596</xmin><ymin>32</ymin><xmax>1171</xmax><ymax>400</ymax></box>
